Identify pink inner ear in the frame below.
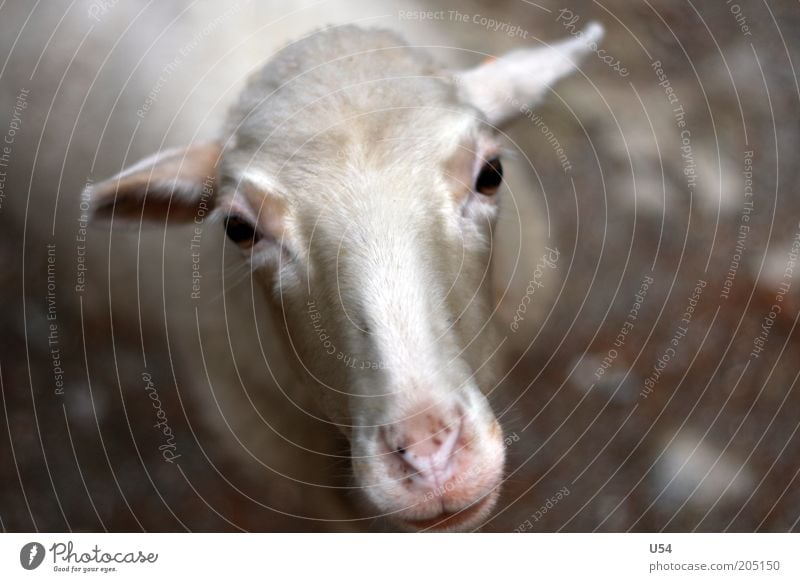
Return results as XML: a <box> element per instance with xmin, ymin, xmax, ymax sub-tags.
<box><xmin>93</xmin><ymin>178</ymin><xmax>206</xmax><ymax>223</ymax></box>
<box><xmin>154</xmin><ymin>142</ymin><xmax>221</xmax><ymax>187</ymax></box>
<box><xmin>89</xmin><ymin>142</ymin><xmax>221</xmax><ymax>223</ymax></box>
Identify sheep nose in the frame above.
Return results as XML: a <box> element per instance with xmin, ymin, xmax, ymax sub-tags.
<box><xmin>381</xmin><ymin>412</ymin><xmax>462</xmax><ymax>487</ymax></box>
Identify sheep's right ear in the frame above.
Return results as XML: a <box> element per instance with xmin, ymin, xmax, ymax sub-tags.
<box><xmin>86</xmin><ymin>142</ymin><xmax>221</xmax><ymax>223</ymax></box>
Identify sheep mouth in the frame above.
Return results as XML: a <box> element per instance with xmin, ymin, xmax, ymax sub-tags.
<box><xmin>396</xmin><ymin>491</ymin><xmax>498</xmax><ymax>532</ymax></box>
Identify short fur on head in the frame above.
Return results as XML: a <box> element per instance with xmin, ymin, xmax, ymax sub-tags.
<box><xmin>86</xmin><ymin>23</ymin><xmax>602</xmax><ymax>531</ymax></box>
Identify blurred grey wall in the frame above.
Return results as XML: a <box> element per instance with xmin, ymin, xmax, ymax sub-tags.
<box><xmin>1</xmin><ymin>0</ymin><xmax>798</xmax><ymax>532</ymax></box>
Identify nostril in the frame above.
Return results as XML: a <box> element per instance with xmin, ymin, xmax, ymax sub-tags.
<box><xmin>381</xmin><ymin>416</ymin><xmax>462</xmax><ymax>485</ymax></box>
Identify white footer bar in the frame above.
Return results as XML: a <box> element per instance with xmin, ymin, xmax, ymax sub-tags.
<box><xmin>1</xmin><ymin>533</ymin><xmax>796</xmax><ymax>580</ymax></box>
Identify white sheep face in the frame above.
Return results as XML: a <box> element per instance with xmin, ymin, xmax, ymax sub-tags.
<box><xmin>87</xmin><ymin>24</ymin><xmax>601</xmax><ymax>531</ymax></box>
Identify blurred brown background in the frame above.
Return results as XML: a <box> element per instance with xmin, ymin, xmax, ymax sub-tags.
<box><xmin>0</xmin><ymin>0</ymin><xmax>798</xmax><ymax>531</ymax></box>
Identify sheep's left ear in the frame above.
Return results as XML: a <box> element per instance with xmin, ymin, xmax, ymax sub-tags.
<box><xmin>86</xmin><ymin>142</ymin><xmax>221</xmax><ymax>224</ymax></box>
<box><xmin>454</xmin><ymin>22</ymin><xmax>604</xmax><ymax>127</ymax></box>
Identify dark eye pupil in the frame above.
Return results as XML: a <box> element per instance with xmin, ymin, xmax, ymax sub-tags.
<box><xmin>224</xmin><ymin>215</ymin><xmax>260</xmax><ymax>247</ymax></box>
<box><xmin>475</xmin><ymin>157</ymin><xmax>503</xmax><ymax>195</ymax></box>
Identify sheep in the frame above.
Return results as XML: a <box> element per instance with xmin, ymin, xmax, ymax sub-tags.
<box><xmin>85</xmin><ymin>22</ymin><xmax>603</xmax><ymax>531</ymax></box>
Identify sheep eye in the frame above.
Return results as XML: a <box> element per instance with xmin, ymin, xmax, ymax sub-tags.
<box><xmin>224</xmin><ymin>215</ymin><xmax>260</xmax><ymax>247</ymax></box>
<box><xmin>475</xmin><ymin>157</ymin><xmax>503</xmax><ymax>196</ymax></box>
